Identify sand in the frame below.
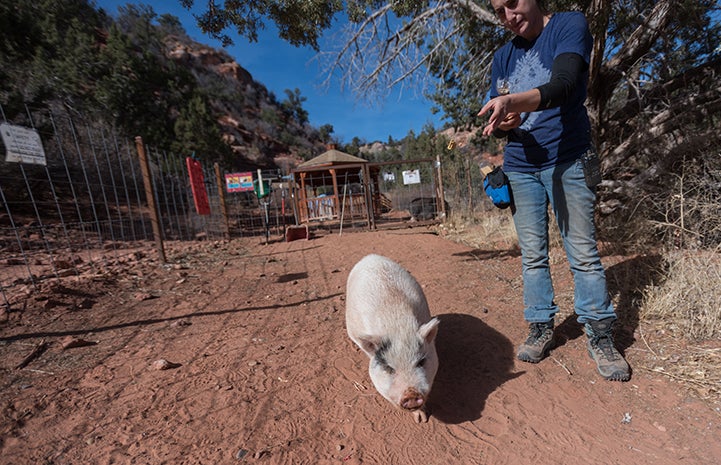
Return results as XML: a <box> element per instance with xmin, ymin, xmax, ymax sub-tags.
<box><xmin>1</xmin><ymin>228</ymin><xmax>719</xmax><ymax>464</ymax></box>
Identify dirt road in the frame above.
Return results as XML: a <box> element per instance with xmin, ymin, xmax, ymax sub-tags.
<box><xmin>1</xmin><ymin>228</ymin><xmax>719</xmax><ymax>464</ymax></box>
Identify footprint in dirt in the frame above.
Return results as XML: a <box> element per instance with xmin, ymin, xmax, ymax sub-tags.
<box><xmin>429</xmin><ymin>313</ymin><xmax>521</xmax><ymax>424</ymax></box>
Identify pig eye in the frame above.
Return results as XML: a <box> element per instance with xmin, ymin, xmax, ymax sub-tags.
<box><xmin>375</xmin><ymin>354</ymin><xmax>395</xmax><ymax>374</ymax></box>
<box><xmin>416</xmin><ymin>357</ymin><xmax>426</xmax><ymax>368</ymax></box>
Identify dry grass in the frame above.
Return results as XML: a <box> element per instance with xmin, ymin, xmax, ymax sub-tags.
<box><xmin>444</xmin><ymin>205</ymin><xmax>563</xmax><ymax>250</ymax></box>
<box><xmin>641</xmin><ymin>250</ymin><xmax>721</xmax><ymax>340</ymax></box>
<box><xmin>635</xmin><ymin>250</ymin><xmax>721</xmax><ymax>402</ymax></box>
<box><xmin>638</xmin><ymin>340</ymin><xmax>721</xmax><ymax>401</ymax></box>
<box><xmin>442</xmin><ymin>207</ymin><xmax>518</xmax><ymax>250</ymax></box>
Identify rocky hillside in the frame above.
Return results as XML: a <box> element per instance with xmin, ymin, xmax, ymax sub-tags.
<box><xmin>164</xmin><ymin>36</ymin><xmax>326</xmax><ymax>170</ymax></box>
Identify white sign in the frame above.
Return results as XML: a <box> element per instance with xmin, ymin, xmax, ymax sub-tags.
<box><xmin>1</xmin><ymin>123</ymin><xmax>47</xmax><ymax>166</ymax></box>
<box><xmin>402</xmin><ymin>169</ymin><xmax>421</xmax><ymax>185</ymax></box>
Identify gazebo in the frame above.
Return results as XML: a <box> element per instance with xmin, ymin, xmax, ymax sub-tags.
<box><xmin>291</xmin><ymin>147</ymin><xmax>380</xmax><ymax>225</ymax></box>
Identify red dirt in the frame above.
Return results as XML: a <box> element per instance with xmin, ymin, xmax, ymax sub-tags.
<box><xmin>1</xmin><ymin>228</ymin><xmax>719</xmax><ymax>464</ymax></box>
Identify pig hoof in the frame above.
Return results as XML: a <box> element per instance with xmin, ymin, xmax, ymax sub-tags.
<box><xmin>412</xmin><ymin>409</ymin><xmax>429</xmax><ymax>423</ymax></box>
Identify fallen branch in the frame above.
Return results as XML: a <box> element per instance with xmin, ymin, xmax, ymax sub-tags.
<box><xmin>15</xmin><ymin>339</ymin><xmax>48</xmax><ymax>370</ymax></box>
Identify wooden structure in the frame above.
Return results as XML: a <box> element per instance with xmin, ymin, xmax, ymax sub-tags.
<box><xmin>291</xmin><ymin>148</ymin><xmax>380</xmax><ymax>226</ymax></box>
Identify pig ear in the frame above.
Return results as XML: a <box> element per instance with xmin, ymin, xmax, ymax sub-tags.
<box><xmin>418</xmin><ymin>317</ymin><xmax>440</xmax><ymax>344</ymax></box>
<box><xmin>356</xmin><ymin>335</ymin><xmax>382</xmax><ymax>357</ymax></box>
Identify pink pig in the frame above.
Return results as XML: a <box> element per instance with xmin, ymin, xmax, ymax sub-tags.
<box><xmin>345</xmin><ymin>254</ymin><xmax>440</xmax><ymax>423</ymax></box>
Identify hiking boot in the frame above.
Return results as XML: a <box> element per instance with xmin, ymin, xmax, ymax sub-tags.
<box><xmin>517</xmin><ymin>321</ymin><xmax>555</xmax><ymax>363</ymax></box>
<box><xmin>585</xmin><ymin>318</ymin><xmax>630</xmax><ymax>382</ymax></box>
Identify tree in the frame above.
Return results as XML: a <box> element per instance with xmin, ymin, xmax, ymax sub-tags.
<box><xmin>280</xmin><ymin>88</ymin><xmax>309</xmax><ymax>125</ymax></box>
<box><xmin>318</xmin><ymin>124</ymin><xmax>335</xmax><ymax>143</ymax></box>
<box><xmin>179</xmin><ymin>0</ymin><xmax>344</xmax><ymax>48</ymax></box>
<box><xmin>173</xmin><ymin>93</ymin><xmax>232</xmax><ymax>164</ymax></box>
<box><xmin>342</xmin><ymin>136</ymin><xmax>364</xmax><ymax>156</ymax></box>
<box><xmin>0</xmin><ymin>0</ymin><xmax>107</xmax><ymax>110</ymax></box>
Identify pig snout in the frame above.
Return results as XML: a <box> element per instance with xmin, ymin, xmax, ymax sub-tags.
<box><xmin>400</xmin><ymin>388</ymin><xmax>426</xmax><ymax>410</ymax></box>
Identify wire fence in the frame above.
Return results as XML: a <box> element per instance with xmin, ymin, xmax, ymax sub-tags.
<box><xmin>0</xmin><ymin>104</ymin><xmax>290</xmax><ymax>308</ymax></box>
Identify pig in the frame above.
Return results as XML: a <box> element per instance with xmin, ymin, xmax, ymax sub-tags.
<box><xmin>345</xmin><ymin>254</ymin><xmax>440</xmax><ymax>423</ymax></box>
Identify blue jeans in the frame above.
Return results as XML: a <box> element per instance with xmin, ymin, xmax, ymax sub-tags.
<box><xmin>506</xmin><ymin>159</ymin><xmax>615</xmax><ymax>325</ymax></box>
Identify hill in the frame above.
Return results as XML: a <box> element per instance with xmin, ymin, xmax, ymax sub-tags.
<box><xmin>162</xmin><ymin>34</ymin><xmax>328</xmax><ymax>170</ymax></box>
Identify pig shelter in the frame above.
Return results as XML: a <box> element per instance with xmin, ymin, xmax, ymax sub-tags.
<box><xmin>290</xmin><ymin>148</ymin><xmax>446</xmax><ymax>229</ymax></box>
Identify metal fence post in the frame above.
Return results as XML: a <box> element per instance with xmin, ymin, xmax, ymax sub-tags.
<box><xmin>436</xmin><ymin>153</ymin><xmax>447</xmax><ymax>219</ymax></box>
<box><xmin>134</xmin><ymin>136</ymin><xmax>166</xmax><ymax>264</ymax></box>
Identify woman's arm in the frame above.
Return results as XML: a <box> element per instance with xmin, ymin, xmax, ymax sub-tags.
<box><xmin>479</xmin><ymin>52</ymin><xmax>585</xmax><ymax>136</ymax></box>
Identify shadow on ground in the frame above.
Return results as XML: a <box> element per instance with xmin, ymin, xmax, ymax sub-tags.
<box><xmin>551</xmin><ymin>253</ymin><xmax>666</xmax><ymax>355</ymax></box>
<box><xmin>429</xmin><ymin>313</ymin><xmax>521</xmax><ymax>424</ymax></box>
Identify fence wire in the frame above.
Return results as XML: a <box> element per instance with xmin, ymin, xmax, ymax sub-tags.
<box><xmin>0</xmin><ymin>105</ymin><xmax>285</xmax><ymax>308</ymax></box>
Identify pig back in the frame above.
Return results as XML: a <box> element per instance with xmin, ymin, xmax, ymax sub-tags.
<box><xmin>345</xmin><ymin>254</ymin><xmax>431</xmax><ymax>343</ymax></box>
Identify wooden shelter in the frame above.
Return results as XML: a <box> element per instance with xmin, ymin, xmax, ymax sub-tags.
<box><xmin>291</xmin><ymin>147</ymin><xmax>380</xmax><ymax>225</ymax></box>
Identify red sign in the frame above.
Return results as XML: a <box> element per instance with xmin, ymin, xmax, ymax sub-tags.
<box><xmin>186</xmin><ymin>157</ymin><xmax>211</xmax><ymax>215</ymax></box>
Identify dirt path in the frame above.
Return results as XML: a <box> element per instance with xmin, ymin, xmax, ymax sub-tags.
<box><xmin>1</xmin><ymin>228</ymin><xmax>719</xmax><ymax>464</ymax></box>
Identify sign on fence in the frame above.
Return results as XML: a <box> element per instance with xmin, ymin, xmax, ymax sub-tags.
<box><xmin>225</xmin><ymin>172</ymin><xmax>254</xmax><ymax>193</ymax></box>
<box><xmin>0</xmin><ymin>123</ymin><xmax>47</xmax><ymax>166</ymax></box>
<box><xmin>402</xmin><ymin>169</ymin><xmax>421</xmax><ymax>185</ymax></box>
<box><xmin>186</xmin><ymin>157</ymin><xmax>211</xmax><ymax>215</ymax></box>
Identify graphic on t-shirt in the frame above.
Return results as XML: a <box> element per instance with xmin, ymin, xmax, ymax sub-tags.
<box><xmin>508</xmin><ymin>50</ymin><xmax>550</xmax><ymax>131</ymax></box>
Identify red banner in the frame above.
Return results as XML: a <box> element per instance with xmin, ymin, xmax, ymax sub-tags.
<box><xmin>186</xmin><ymin>157</ymin><xmax>211</xmax><ymax>215</ymax></box>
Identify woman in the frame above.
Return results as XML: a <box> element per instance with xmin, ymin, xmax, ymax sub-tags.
<box><xmin>478</xmin><ymin>0</ymin><xmax>630</xmax><ymax>381</ymax></box>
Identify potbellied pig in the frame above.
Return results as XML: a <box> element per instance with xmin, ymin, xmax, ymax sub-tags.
<box><xmin>345</xmin><ymin>254</ymin><xmax>440</xmax><ymax>423</ymax></box>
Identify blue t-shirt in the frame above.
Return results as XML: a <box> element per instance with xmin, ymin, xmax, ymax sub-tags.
<box><xmin>489</xmin><ymin>12</ymin><xmax>593</xmax><ymax>172</ymax></box>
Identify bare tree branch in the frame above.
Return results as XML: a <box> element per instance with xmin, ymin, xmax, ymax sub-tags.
<box><xmin>603</xmin><ymin>85</ymin><xmax>721</xmax><ymax>174</ymax></box>
<box><xmin>589</xmin><ymin>0</ymin><xmax>673</xmax><ymax>112</ymax></box>
<box><xmin>608</xmin><ymin>57</ymin><xmax>721</xmax><ymax>124</ymax></box>
<box><xmin>318</xmin><ymin>0</ymin><xmax>498</xmax><ymax>103</ymax></box>
<box><xmin>446</xmin><ymin>0</ymin><xmax>498</xmax><ymax>23</ymax></box>
<box><xmin>599</xmin><ymin>127</ymin><xmax>718</xmax><ymax>213</ymax></box>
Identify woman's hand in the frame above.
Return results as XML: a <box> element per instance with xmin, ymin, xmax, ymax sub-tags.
<box><xmin>478</xmin><ymin>89</ymin><xmax>541</xmax><ymax>136</ymax></box>
<box><xmin>478</xmin><ymin>96</ymin><xmax>513</xmax><ymax>136</ymax></box>
<box><xmin>498</xmin><ymin>112</ymin><xmax>521</xmax><ymax>131</ymax></box>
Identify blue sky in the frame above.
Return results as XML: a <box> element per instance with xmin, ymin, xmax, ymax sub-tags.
<box><xmin>95</xmin><ymin>1</ymin><xmax>445</xmax><ymax>143</ymax></box>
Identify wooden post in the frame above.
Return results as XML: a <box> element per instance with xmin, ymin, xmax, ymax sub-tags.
<box><xmin>466</xmin><ymin>154</ymin><xmax>473</xmax><ymax>213</ymax></box>
<box><xmin>362</xmin><ymin>164</ymin><xmax>375</xmax><ymax>230</ymax></box>
<box><xmin>299</xmin><ymin>172</ymin><xmax>308</xmax><ymax>222</ymax></box>
<box><xmin>330</xmin><ymin>168</ymin><xmax>339</xmax><ymax>219</ymax></box>
<box><xmin>436</xmin><ymin>153</ymin><xmax>447</xmax><ymax>220</ymax></box>
<box><xmin>290</xmin><ymin>176</ymin><xmax>300</xmax><ymax>225</ymax></box>
<box><xmin>214</xmin><ymin>163</ymin><xmax>230</xmax><ymax>239</ymax></box>
<box><xmin>134</xmin><ymin>136</ymin><xmax>166</xmax><ymax>264</ymax></box>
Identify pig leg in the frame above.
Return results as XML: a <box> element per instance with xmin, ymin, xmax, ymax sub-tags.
<box><xmin>412</xmin><ymin>407</ymin><xmax>429</xmax><ymax>423</ymax></box>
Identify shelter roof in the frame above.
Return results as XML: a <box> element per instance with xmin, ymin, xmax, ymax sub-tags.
<box><xmin>295</xmin><ymin>149</ymin><xmax>367</xmax><ymax>170</ymax></box>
